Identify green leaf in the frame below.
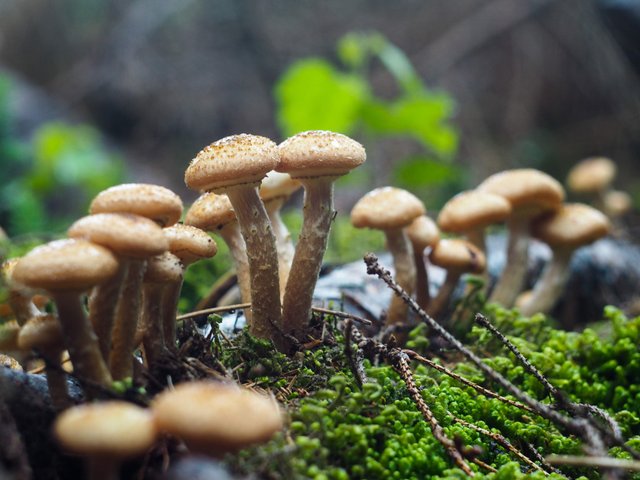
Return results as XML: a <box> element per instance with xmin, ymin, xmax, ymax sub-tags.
<box><xmin>393</xmin><ymin>155</ymin><xmax>460</xmax><ymax>188</ymax></box>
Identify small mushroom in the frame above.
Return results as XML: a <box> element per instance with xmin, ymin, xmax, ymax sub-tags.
<box><xmin>151</xmin><ymin>381</ymin><xmax>283</xmax><ymax>457</ymax></box>
<box><xmin>12</xmin><ymin>239</ymin><xmax>117</xmax><ymax>394</ymax></box>
<box><xmin>351</xmin><ymin>187</ymin><xmax>425</xmax><ymax>325</ymax></box>
<box><xmin>277</xmin><ymin>131</ymin><xmax>366</xmax><ymax>339</ymax></box>
<box><xmin>603</xmin><ymin>190</ymin><xmax>632</xmax><ymax>218</ymax></box>
<box><xmin>2</xmin><ymin>258</ymin><xmax>43</xmax><ymax>325</ymax></box>
<box><xmin>566</xmin><ymin>156</ymin><xmax>616</xmax><ymax>211</ymax></box>
<box><xmin>477</xmin><ymin>169</ymin><xmax>565</xmax><ymax>308</ymax></box>
<box><xmin>185</xmin><ymin>134</ymin><xmax>282</xmax><ymax>344</ymax></box>
<box><xmin>520</xmin><ymin>203</ymin><xmax>611</xmax><ymax>317</ymax></box>
<box><xmin>54</xmin><ymin>401</ymin><xmax>158</xmax><ymax>480</ymax></box>
<box><xmin>405</xmin><ymin>215</ymin><xmax>440</xmax><ymax>311</ymax></box>
<box><xmin>0</xmin><ymin>320</ymin><xmax>23</xmax><ymax>364</ymax></box>
<box><xmin>427</xmin><ymin>239</ymin><xmax>486</xmax><ymax>318</ymax></box>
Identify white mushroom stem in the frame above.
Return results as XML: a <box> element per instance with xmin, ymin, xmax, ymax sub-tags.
<box><xmin>413</xmin><ymin>248</ymin><xmax>431</xmax><ymax>311</ymax></box>
<box><xmin>109</xmin><ymin>259</ymin><xmax>146</xmax><ymax>380</ymax></box>
<box><xmin>52</xmin><ymin>291</ymin><xmax>112</xmax><ymax>392</ymax></box>
<box><xmin>224</xmin><ymin>184</ymin><xmax>282</xmax><ymax>342</ymax></box>
<box><xmin>265</xmin><ymin>197</ymin><xmax>296</xmax><ymax>298</ymax></box>
<box><xmin>282</xmin><ymin>177</ymin><xmax>334</xmax><ymax>338</ymax></box>
<box><xmin>488</xmin><ymin>217</ymin><xmax>530</xmax><ymax>308</ymax></box>
<box><xmin>384</xmin><ymin>229</ymin><xmax>416</xmax><ymax>325</ymax></box>
<box><xmin>427</xmin><ymin>271</ymin><xmax>462</xmax><ymax>319</ymax></box>
<box><xmin>519</xmin><ymin>248</ymin><xmax>573</xmax><ymax>317</ymax></box>
<box><xmin>217</xmin><ymin>222</ymin><xmax>252</xmax><ymax>314</ymax></box>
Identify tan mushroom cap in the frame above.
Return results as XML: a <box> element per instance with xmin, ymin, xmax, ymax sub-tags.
<box><xmin>90</xmin><ymin>184</ymin><xmax>183</xmax><ymax>227</ymax></box>
<box><xmin>68</xmin><ymin>213</ymin><xmax>169</xmax><ymax>258</ymax></box>
<box><xmin>54</xmin><ymin>401</ymin><xmax>157</xmax><ymax>458</ymax></box>
<box><xmin>17</xmin><ymin>314</ymin><xmax>63</xmax><ymax>351</ymax></box>
<box><xmin>429</xmin><ymin>238</ymin><xmax>486</xmax><ymax>274</ymax></box>
<box><xmin>532</xmin><ymin>203</ymin><xmax>611</xmax><ymax>249</ymax></box>
<box><xmin>351</xmin><ymin>187</ymin><xmax>426</xmax><ymax>230</ymax></box>
<box><xmin>260</xmin><ymin>171</ymin><xmax>302</xmax><ymax>202</ymax></box>
<box><xmin>144</xmin><ymin>252</ymin><xmax>184</xmax><ymax>284</ymax></box>
<box><xmin>405</xmin><ymin>215</ymin><xmax>440</xmax><ymax>251</ymax></box>
<box><xmin>477</xmin><ymin>169</ymin><xmax>565</xmax><ymax>216</ymax></box>
<box><xmin>185</xmin><ymin>134</ymin><xmax>279</xmax><ymax>192</ymax></box>
<box><xmin>2</xmin><ymin>258</ymin><xmax>18</xmax><ymax>283</ymax></box>
<box><xmin>152</xmin><ymin>381</ymin><xmax>283</xmax><ymax>455</ymax></box>
<box><xmin>604</xmin><ymin>190</ymin><xmax>632</xmax><ymax>216</ymax></box>
<box><xmin>185</xmin><ymin>193</ymin><xmax>236</xmax><ymax>231</ymax></box>
<box><xmin>437</xmin><ymin>190</ymin><xmax>512</xmax><ymax>233</ymax></box>
<box><xmin>566</xmin><ymin>157</ymin><xmax>616</xmax><ymax>194</ymax></box>
<box><xmin>13</xmin><ymin>239</ymin><xmax>119</xmax><ymax>292</ymax></box>
<box><xmin>277</xmin><ymin>130</ymin><xmax>366</xmax><ymax>179</ymax></box>
<box><xmin>164</xmin><ymin>224</ymin><xmax>217</xmax><ymax>266</ymax></box>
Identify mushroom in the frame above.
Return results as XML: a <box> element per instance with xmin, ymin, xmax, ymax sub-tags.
<box><xmin>405</xmin><ymin>215</ymin><xmax>440</xmax><ymax>311</ymax></box>
<box><xmin>54</xmin><ymin>401</ymin><xmax>158</xmax><ymax>480</ymax></box>
<box><xmin>0</xmin><ymin>320</ymin><xmax>23</xmax><ymax>364</ymax></box>
<box><xmin>162</xmin><ymin>224</ymin><xmax>217</xmax><ymax>348</ymax></box>
<box><xmin>519</xmin><ymin>203</ymin><xmax>611</xmax><ymax>317</ymax></box>
<box><xmin>12</xmin><ymin>239</ymin><xmax>117</xmax><ymax>394</ymax></box>
<box><xmin>185</xmin><ymin>134</ymin><xmax>282</xmax><ymax>343</ymax></box>
<box><xmin>68</xmin><ymin>213</ymin><xmax>169</xmax><ymax>380</ymax></box>
<box><xmin>185</xmin><ymin>192</ymin><xmax>251</xmax><ymax>311</ymax></box>
<box><xmin>18</xmin><ymin>314</ymin><xmax>69</xmax><ymax>409</ymax></box>
<box><xmin>2</xmin><ymin>258</ymin><xmax>43</xmax><ymax>325</ymax></box>
<box><xmin>603</xmin><ymin>190</ymin><xmax>632</xmax><ymax>218</ymax></box>
<box><xmin>151</xmin><ymin>381</ymin><xmax>283</xmax><ymax>457</ymax></box>
<box><xmin>427</xmin><ymin>238</ymin><xmax>486</xmax><ymax>318</ymax></box>
<box><xmin>566</xmin><ymin>156</ymin><xmax>616</xmax><ymax>211</ymax></box>
<box><xmin>259</xmin><ymin>171</ymin><xmax>302</xmax><ymax>297</ymax></box>
<box><xmin>277</xmin><ymin>131</ymin><xmax>366</xmax><ymax>338</ymax></box>
<box><xmin>477</xmin><ymin>169</ymin><xmax>565</xmax><ymax>308</ymax></box>
<box><xmin>351</xmin><ymin>187</ymin><xmax>425</xmax><ymax>325</ymax></box>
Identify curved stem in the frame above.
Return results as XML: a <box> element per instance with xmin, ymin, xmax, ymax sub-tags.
<box><xmin>225</xmin><ymin>185</ymin><xmax>282</xmax><ymax>343</ymax></box>
<box><xmin>265</xmin><ymin>198</ymin><xmax>295</xmax><ymax>298</ymax></box>
<box><xmin>427</xmin><ymin>271</ymin><xmax>462</xmax><ymax>319</ymax></box>
<box><xmin>414</xmin><ymin>248</ymin><xmax>431</xmax><ymax>311</ymax></box>
<box><xmin>519</xmin><ymin>250</ymin><xmax>572</xmax><ymax>317</ymax></box>
<box><xmin>384</xmin><ymin>229</ymin><xmax>416</xmax><ymax>325</ymax></box>
<box><xmin>219</xmin><ymin>223</ymin><xmax>252</xmax><ymax>313</ymax></box>
<box><xmin>488</xmin><ymin>217</ymin><xmax>530</xmax><ymax>308</ymax></box>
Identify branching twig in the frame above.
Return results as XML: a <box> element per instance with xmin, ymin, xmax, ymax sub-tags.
<box><xmin>344</xmin><ymin>320</ymin><xmax>368</xmax><ymax>389</ymax></box>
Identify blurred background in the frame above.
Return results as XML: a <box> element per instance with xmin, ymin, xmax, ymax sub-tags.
<box><xmin>1</xmin><ymin>0</ymin><xmax>639</xmax><ymax>238</ymax></box>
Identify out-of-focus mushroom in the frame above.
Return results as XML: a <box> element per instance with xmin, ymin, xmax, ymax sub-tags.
<box><xmin>566</xmin><ymin>156</ymin><xmax>616</xmax><ymax>211</ymax></box>
<box><xmin>405</xmin><ymin>215</ymin><xmax>440</xmax><ymax>311</ymax></box>
<box><xmin>603</xmin><ymin>190</ymin><xmax>632</xmax><ymax>218</ymax></box>
<box><xmin>2</xmin><ymin>258</ymin><xmax>43</xmax><ymax>325</ymax></box>
<box><xmin>351</xmin><ymin>187</ymin><xmax>425</xmax><ymax>325</ymax></box>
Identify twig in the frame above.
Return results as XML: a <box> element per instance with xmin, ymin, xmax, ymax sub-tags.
<box><xmin>312</xmin><ymin>306</ymin><xmax>372</xmax><ymax>325</ymax></box>
<box><xmin>471</xmin><ymin>458</ymin><xmax>497</xmax><ymax>473</ymax></box>
<box><xmin>546</xmin><ymin>454</ymin><xmax>640</xmax><ymax>471</ymax></box>
<box><xmin>344</xmin><ymin>320</ymin><xmax>368</xmax><ymax>389</ymax></box>
<box><xmin>176</xmin><ymin>303</ymin><xmax>251</xmax><ymax>320</ymax></box>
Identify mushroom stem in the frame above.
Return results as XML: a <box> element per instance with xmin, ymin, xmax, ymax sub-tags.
<box><xmin>281</xmin><ymin>177</ymin><xmax>334</xmax><ymax>338</ymax></box>
<box><xmin>86</xmin><ymin>456</ymin><xmax>119</xmax><ymax>480</ymax></box>
<box><xmin>265</xmin><ymin>197</ymin><xmax>296</xmax><ymax>298</ymax></box>
<box><xmin>218</xmin><ymin>223</ymin><xmax>252</xmax><ymax>315</ymax></box>
<box><xmin>519</xmin><ymin>250</ymin><xmax>572</xmax><ymax>317</ymax></box>
<box><xmin>414</xmin><ymin>248</ymin><xmax>431</xmax><ymax>310</ymax></box>
<box><xmin>488</xmin><ymin>217</ymin><xmax>530</xmax><ymax>307</ymax></box>
<box><xmin>427</xmin><ymin>271</ymin><xmax>462</xmax><ymax>319</ymax></box>
<box><xmin>52</xmin><ymin>291</ymin><xmax>112</xmax><ymax>392</ymax></box>
<box><xmin>465</xmin><ymin>228</ymin><xmax>486</xmax><ymax>253</ymax></box>
<box><xmin>39</xmin><ymin>348</ymin><xmax>70</xmax><ymax>410</ymax></box>
<box><xmin>8</xmin><ymin>292</ymin><xmax>41</xmax><ymax>326</ymax></box>
<box><xmin>384</xmin><ymin>228</ymin><xmax>416</xmax><ymax>325</ymax></box>
<box><xmin>161</xmin><ymin>279</ymin><xmax>182</xmax><ymax>349</ymax></box>
<box><xmin>141</xmin><ymin>283</ymin><xmax>169</xmax><ymax>369</ymax></box>
<box><xmin>224</xmin><ymin>185</ymin><xmax>282</xmax><ymax>342</ymax></box>
<box><xmin>109</xmin><ymin>259</ymin><xmax>146</xmax><ymax>380</ymax></box>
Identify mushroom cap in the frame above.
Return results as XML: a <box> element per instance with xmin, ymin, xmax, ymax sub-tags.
<box><xmin>68</xmin><ymin>213</ymin><xmax>169</xmax><ymax>259</ymax></box>
<box><xmin>429</xmin><ymin>238</ymin><xmax>486</xmax><ymax>274</ymax></box>
<box><xmin>477</xmin><ymin>169</ymin><xmax>565</xmax><ymax>216</ymax></box>
<box><xmin>151</xmin><ymin>381</ymin><xmax>283</xmax><ymax>455</ymax></box>
<box><xmin>54</xmin><ymin>401</ymin><xmax>157</xmax><ymax>459</ymax></box>
<box><xmin>2</xmin><ymin>258</ymin><xmax>19</xmax><ymax>283</ymax></box>
<box><xmin>12</xmin><ymin>239</ymin><xmax>119</xmax><ymax>292</ymax></box>
<box><xmin>185</xmin><ymin>193</ymin><xmax>236</xmax><ymax>231</ymax></box>
<box><xmin>259</xmin><ymin>171</ymin><xmax>302</xmax><ymax>202</ymax></box>
<box><xmin>90</xmin><ymin>184</ymin><xmax>183</xmax><ymax>227</ymax></box>
<box><xmin>405</xmin><ymin>215</ymin><xmax>440</xmax><ymax>251</ymax></box>
<box><xmin>277</xmin><ymin>130</ymin><xmax>366</xmax><ymax>179</ymax></box>
<box><xmin>531</xmin><ymin>203</ymin><xmax>611</xmax><ymax>249</ymax></box>
<box><xmin>437</xmin><ymin>190</ymin><xmax>512</xmax><ymax>233</ymax></box>
<box><xmin>351</xmin><ymin>187</ymin><xmax>426</xmax><ymax>230</ymax></box>
<box><xmin>185</xmin><ymin>134</ymin><xmax>279</xmax><ymax>192</ymax></box>
<box><xmin>566</xmin><ymin>157</ymin><xmax>616</xmax><ymax>194</ymax></box>
<box><xmin>17</xmin><ymin>314</ymin><xmax>64</xmax><ymax>351</ymax></box>
<box><xmin>164</xmin><ymin>224</ymin><xmax>217</xmax><ymax>266</ymax></box>
<box><xmin>604</xmin><ymin>190</ymin><xmax>632</xmax><ymax>217</ymax></box>
<box><xmin>144</xmin><ymin>252</ymin><xmax>184</xmax><ymax>284</ymax></box>
<box><xmin>0</xmin><ymin>320</ymin><xmax>20</xmax><ymax>351</ymax></box>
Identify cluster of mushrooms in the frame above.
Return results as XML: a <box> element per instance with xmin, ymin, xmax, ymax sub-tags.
<box><xmin>0</xmin><ymin>128</ymin><xmax>626</xmax><ymax>478</ymax></box>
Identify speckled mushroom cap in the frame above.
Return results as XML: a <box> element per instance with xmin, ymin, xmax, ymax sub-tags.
<box><xmin>184</xmin><ymin>193</ymin><xmax>236</xmax><ymax>231</ymax></box>
<box><xmin>259</xmin><ymin>171</ymin><xmax>302</xmax><ymax>202</ymax></box>
<box><xmin>477</xmin><ymin>169</ymin><xmax>565</xmax><ymax>216</ymax></box>
<box><xmin>17</xmin><ymin>314</ymin><xmax>63</xmax><ymax>351</ymax></box>
<box><xmin>144</xmin><ymin>252</ymin><xmax>184</xmax><ymax>284</ymax></box>
<box><xmin>90</xmin><ymin>184</ymin><xmax>183</xmax><ymax>227</ymax></box>
<box><xmin>54</xmin><ymin>401</ymin><xmax>158</xmax><ymax>459</ymax></box>
<box><xmin>566</xmin><ymin>157</ymin><xmax>616</xmax><ymax>194</ymax></box>
<box><xmin>277</xmin><ymin>130</ymin><xmax>366</xmax><ymax>179</ymax></box>
<box><xmin>531</xmin><ymin>203</ymin><xmax>610</xmax><ymax>249</ymax></box>
<box><xmin>12</xmin><ymin>239</ymin><xmax>119</xmax><ymax>292</ymax></box>
<box><xmin>437</xmin><ymin>190</ymin><xmax>512</xmax><ymax>233</ymax></box>
<box><xmin>405</xmin><ymin>215</ymin><xmax>440</xmax><ymax>251</ymax></box>
<box><xmin>429</xmin><ymin>238</ymin><xmax>486</xmax><ymax>274</ymax></box>
<box><xmin>185</xmin><ymin>134</ymin><xmax>279</xmax><ymax>192</ymax></box>
<box><xmin>351</xmin><ymin>187</ymin><xmax>426</xmax><ymax>230</ymax></box>
<box><xmin>151</xmin><ymin>381</ymin><xmax>283</xmax><ymax>455</ymax></box>
<box><xmin>163</xmin><ymin>224</ymin><xmax>217</xmax><ymax>266</ymax></box>
<box><xmin>68</xmin><ymin>213</ymin><xmax>169</xmax><ymax>258</ymax></box>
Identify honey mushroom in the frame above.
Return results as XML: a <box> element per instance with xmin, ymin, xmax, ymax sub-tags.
<box><xmin>566</xmin><ymin>156</ymin><xmax>616</xmax><ymax>212</ymax></box>
<box><xmin>405</xmin><ymin>215</ymin><xmax>440</xmax><ymax>311</ymax></box>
